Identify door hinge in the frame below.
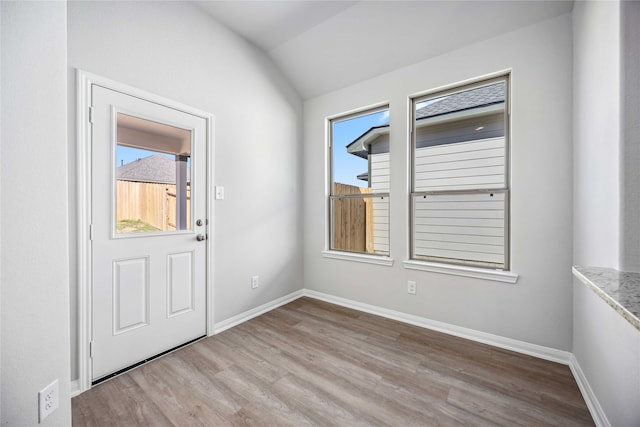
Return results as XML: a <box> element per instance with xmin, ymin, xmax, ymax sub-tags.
<box><xmin>89</xmin><ymin>224</ymin><xmax>94</xmax><ymax>241</ymax></box>
<box><xmin>89</xmin><ymin>106</ymin><xmax>94</xmax><ymax>124</ymax></box>
<box><xmin>89</xmin><ymin>341</ymin><xmax>93</xmax><ymax>358</ymax></box>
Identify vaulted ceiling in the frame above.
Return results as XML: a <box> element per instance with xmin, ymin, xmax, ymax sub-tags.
<box><xmin>195</xmin><ymin>1</ymin><xmax>574</xmax><ymax>99</ymax></box>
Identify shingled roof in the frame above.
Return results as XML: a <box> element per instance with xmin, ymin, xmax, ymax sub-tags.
<box><xmin>415</xmin><ymin>81</ymin><xmax>505</xmax><ymax>120</ymax></box>
<box><xmin>346</xmin><ymin>124</ymin><xmax>390</xmax><ymax>159</ymax></box>
<box><xmin>345</xmin><ymin>81</ymin><xmax>505</xmax><ymax>156</ymax></box>
<box><xmin>117</xmin><ymin>154</ymin><xmax>189</xmax><ymax>184</ymax></box>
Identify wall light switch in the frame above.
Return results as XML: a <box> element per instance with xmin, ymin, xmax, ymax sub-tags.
<box><xmin>215</xmin><ymin>186</ymin><xmax>224</xmax><ymax>200</ymax></box>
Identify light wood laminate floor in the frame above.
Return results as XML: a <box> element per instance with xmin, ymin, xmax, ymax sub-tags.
<box><xmin>73</xmin><ymin>297</ymin><xmax>594</xmax><ymax>426</ymax></box>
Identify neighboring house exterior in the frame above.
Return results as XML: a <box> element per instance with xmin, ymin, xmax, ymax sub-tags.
<box><xmin>346</xmin><ymin>82</ymin><xmax>506</xmax><ymax>265</ymax></box>
<box><xmin>116</xmin><ymin>154</ymin><xmax>191</xmax><ymax>231</ymax></box>
<box><xmin>117</xmin><ymin>153</ymin><xmax>190</xmax><ymax>184</ymax></box>
<box><xmin>346</xmin><ymin>126</ymin><xmax>390</xmax><ymax>255</ymax></box>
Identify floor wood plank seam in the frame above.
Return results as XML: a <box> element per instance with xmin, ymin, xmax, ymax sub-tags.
<box><xmin>72</xmin><ymin>297</ymin><xmax>594</xmax><ymax>426</ymax></box>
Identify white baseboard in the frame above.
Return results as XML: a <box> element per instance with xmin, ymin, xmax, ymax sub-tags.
<box><xmin>302</xmin><ymin>289</ymin><xmax>572</xmax><ymax>365</ymax></box>
<box><xmin>109</xmin><ymin>286</ymin><xmax>604</xmax><ymax>426</ymax></box>
<box><xmin>213</xmin><ymin>288</ymin><xmax>572</xmax><ymax>365</ymax></box>
<box><xmin>212</xmin><ymin>290</ymin><xmax>304</xmax><ymax>334</ymax></box>
<box><xmin>569</xmin><ymin>354</ymin><xmax>610</xmax><ymax>427</ymax></box>
<box><xmin>70</xmin><ymin>379</ymin><xmax>81</xmax><ymax>398</ymax></box>
<box><xmin>302</xmin><ymin>290</ymin><xmax>613</xmax><ymax>424</ymax></box>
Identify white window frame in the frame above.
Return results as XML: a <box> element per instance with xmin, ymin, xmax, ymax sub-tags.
<box><xmin>323</xmin><ymin>104</ymin><xmax>393</xmax><ymax>266</ymax></box>
<box><xmin>407</xmin><ymin>74</ymin><xmax>517</xmax><ymax>282</ymax></box>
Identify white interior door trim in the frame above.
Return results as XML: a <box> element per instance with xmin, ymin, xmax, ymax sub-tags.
<box><xmin>76</xmin><ymin>69</ymin><xmax>215</xmax><ymax>394</ymax></box>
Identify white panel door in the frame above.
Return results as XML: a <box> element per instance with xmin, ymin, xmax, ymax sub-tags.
<box><xmin>91</xmin><ymin>85</ymin><xmax>207</xmax><ymax>381</ymax></box>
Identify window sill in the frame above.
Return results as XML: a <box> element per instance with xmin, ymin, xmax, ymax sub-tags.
<box><xmin>322</xmin><ymin>250</ymin><xmax>394</xmax><ymax>267</ymax></box>
<box><xmin>402</xmin><ymin>260</ymin><xmax>518</xmax><ymax>283</ymax></box>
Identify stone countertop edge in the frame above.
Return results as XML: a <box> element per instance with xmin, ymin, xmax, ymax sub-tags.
<box><xmin>572</xmin><ymin>266</ymin><xmax>640</xmax><ymax>332</ymax></box>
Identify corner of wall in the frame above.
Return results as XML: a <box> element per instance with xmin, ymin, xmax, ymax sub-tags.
<box><xmin>572</xmin><ymin>0</ymin><xmax>622</xmax><ymax>269</ymax></box>
<box><xmin>1</xmin><ymin>1</ymin><xmax>72</xmax><ymax>424</ymax></box>
<box><xmin>619</xmin><ymin>0</ymin><xmax>640</xmax><ymax>273</ymax></box>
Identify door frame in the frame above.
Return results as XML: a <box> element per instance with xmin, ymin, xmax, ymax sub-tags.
<box><xmin>75</xmin><ymin>69</ymin><xmax>215</xmax><ymax>394</ymax></box>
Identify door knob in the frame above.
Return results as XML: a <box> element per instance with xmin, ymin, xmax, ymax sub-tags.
<box><xmin>196</xmin><ymin>234</ymin><xmax>207</xmax><ymax>241</ymax></box>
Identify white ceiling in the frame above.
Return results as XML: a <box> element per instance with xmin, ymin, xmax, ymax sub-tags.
<box><xmin>195</xmin><ymin>1</ymin><xmax>573</xmax><ymax>100</ymax></box>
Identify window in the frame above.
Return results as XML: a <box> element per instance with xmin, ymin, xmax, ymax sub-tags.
<box><xmin>410</xmin><ymin>76</ymin><xmax>510</xmax><ymax>269</ymax></box>
<box><xmin>115</xmin><ymin>113</ymin><xmax>192</xmax><ymax>234</ymax></box>
<box><xmin>329</xmin><ymin>106</ymin><xmax>390</xmax><ymax>257</ymax></box>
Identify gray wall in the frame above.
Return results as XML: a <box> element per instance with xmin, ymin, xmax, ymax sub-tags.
<box><xmin>0</xmin><ymin>3</ymin><xmax>3</xmax><ymax>418</ymax></box>
<box><xmin>572</xmin><ymin>1</ymin><xmax>640</xmax><ymax>424</ymax></box>
<box><xmin>620</xmin><ymin>0</ymin><xmax>640</xmax><ymax>273</ymax></box>
<box><xmin>304</xmin><ymin>14</ymin><xmax>574</xmax><ymax>351</ymax></box>
<box><xmin>1</xmin><ymin>2</ymin><xmax>72</xmax><ymax>424</ymax></box>
<box><xmin>573</xmin><ymin>279</ymin><xmax>640</xmax><ymax>425</ymax></box>
<box><xmin>572</xmin><ymin>0</ymin><xmax>621</xmax><ymax>270</ymax></box>
<box><xmin>67</xmin><ymin>1</ymin><xmax>303</xmax><ymax>383</ymax></box>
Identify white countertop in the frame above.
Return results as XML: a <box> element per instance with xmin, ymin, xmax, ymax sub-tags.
<box><xmin>573</xmin><ymin>266</ymin><xmax>640</xmax><ymax>332</ymax></box>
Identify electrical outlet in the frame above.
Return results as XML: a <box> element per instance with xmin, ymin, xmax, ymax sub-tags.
<box><xmin>251</xmin><ymin>275</ymin><xmax>259</xmax><ymax>289</ymax></box>
<box><xmin>407</xmin><ymin>280</ymin><xmax>417</xmax><ymax>295</ymax></box>
<box><xmin>38</xmin><ymin>379</ymin><xmax>59</xmax><ymax>422</ymax></box>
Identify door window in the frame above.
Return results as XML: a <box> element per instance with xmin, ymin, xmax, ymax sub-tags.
<box><xmin>115</xmin><ymin>113</ymin><xmax>192</xmax><ymax>234</ymax></box>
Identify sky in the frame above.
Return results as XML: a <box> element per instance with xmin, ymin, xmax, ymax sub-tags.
<box><xmin>118</xmin><ymin>109</ymin><xmax>388</xmax><ymax>187</ymax></box>
<box><xmin>116</xmin><ymin>146</ymin><xmax>175</xmax><ymax>167</ymax></box>
<box><xmin>332</xmin><ymin>109</ymin><xmax>389</xmax><ymax>187</ymax></box>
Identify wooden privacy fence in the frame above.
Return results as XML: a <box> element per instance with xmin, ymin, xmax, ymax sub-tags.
<box><xmin>333</xmin><ymin>183</ymin><xmax>374</xmax><ymax>253</ymax></box>
<box><xmin>116</xmin><ymin>180</ymin><xmax>190</xmax><ymax>231</ymax></box>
